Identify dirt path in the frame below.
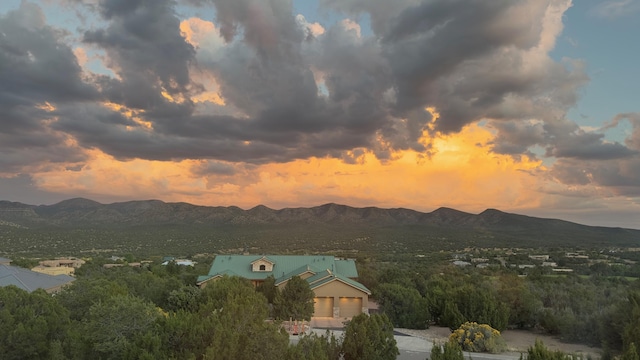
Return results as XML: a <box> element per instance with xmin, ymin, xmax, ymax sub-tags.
<box><xmin>396</xmin><ymin>326</ymin><xmax>602</xmax><ymax>358</ymax></box>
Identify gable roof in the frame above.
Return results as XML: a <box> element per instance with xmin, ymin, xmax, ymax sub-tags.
<box><xmin>197</xmin><ymin>255</ymin><xmax>368</xmax><ymax>294</ymax></box>
<box><xmin>308</xmin><ymin>271</ymin><xmax>371</xmax><ymax>294</ymax></box>
<box><xmin>251</xmin><ymin>256</ymin><xmax>275</xmax><ymax>265</ymax></box>
<box><xmin>0</xmin><ymin>264</ymin><xmax>75</xmax><ymax>293</ymax></box>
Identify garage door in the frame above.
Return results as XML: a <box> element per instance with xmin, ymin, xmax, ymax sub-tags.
<box><xmin>339</xmin><ymin>297</ymin><xmax>362</xmax><ymax>318</ymax></box>
<box><xmin>313</xmin><ymin>297</ymin><xmax>334</xmax><ymax>317</ymax></box>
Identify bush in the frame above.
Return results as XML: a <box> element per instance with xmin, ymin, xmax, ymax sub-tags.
<box><xmin>449</xmin><ymin>322</ymin><xmax>506</xmax><ymax>353</ymax></box>
<box><xmin>521</xmin><ymin>340</ymin><xmax>578</xmax><ymax>360</ymax></box>
<box><xmin>431</xmin><ymin>341</ymin><xmax>464</xmax><ymax>360</ymax></box>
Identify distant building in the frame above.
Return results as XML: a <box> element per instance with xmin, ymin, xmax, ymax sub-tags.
<box><xmin>552</xmin><ymin>268</ymin><xmax>574</xmax><ymax>273</ymax></box>
<box><xmin>31</xmin><ymin>257</ymin><xmax>85</xmax><ymax>276</ymax></box>
<box><xmin>162</xmin><ymin>259</ymin><xmax>195</xmax><ymax>266</ymax></box>
<box><xmin>0</xmin><ymin>264</ymin><xmax>75</xmax><ymax>293</ymax></box>
<box><xmin>0</xmin><ymin>257</ymin><xmax>11</xmax><ymax>265</ymax></box>
<box><xmin>197</xmin><ymin>255</ymin><xmax>370</xmax><ymax>318</ymax></box>
<box><xmin>518</xmin><ymin>264</ymin><xmax>536</xmax><ymax>269</ymax></box>
<box><xmin>453</xmin><ymin>260</ymin><xmax>471</xmax><ymax>267</ymax></box>
<box><xmin>529</xmin><ymin>255</ymin><xmax>550</xmax><ymax>261</ymax></box>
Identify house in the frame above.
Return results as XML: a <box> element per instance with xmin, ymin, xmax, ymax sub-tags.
<box><xmin>0</xmin><ymin>264</ymin><xmax>75</xmax><ymax>293</ymax></box>
<box><xmin>0</xmin><ymin>257</ymin><xmax>11</xmax><ymax>265</ymax></box>
<box><xmin>31</xmin><ymin>257</ymin><xmax>86</xmax><ymax>276</ymax></box>
<box><xmin>197</xmin><ymin>255</ymin><xmax>371</xmax><ymax>318</ymax></box>
<box><xmin>162</xmin><ymin>259</ymin><xmax>195</xmax><ymax>266</ymax></box>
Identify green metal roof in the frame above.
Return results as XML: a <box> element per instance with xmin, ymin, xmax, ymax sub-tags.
<box><xmin>197</xmin><ymin>255</ymin><xmax>365</xmax><ymax>292</ymax></box>
<box><xmin>275</xmin><ymin>264</ymin><xmax>317</xmax><ymax>285</ymax></box>
<box><xmin>308</xmin><ymin>272</ymin><xmax>372</xmax><ymax>295</ymax></box>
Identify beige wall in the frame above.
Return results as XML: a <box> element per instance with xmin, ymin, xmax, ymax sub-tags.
<box><xmin>251</xmin><ymin>259</ymin><xmax>274</xmax><ymax>272</ymax></box>
<box><xmin>312</xmin><ymin>280</ymin><xmax>368</xmax><ymax>308</ymax></box>
<box><xmin>32</xmin><ymin>266</ymin><xmax>74</xmax><ymax>276</ymax></box>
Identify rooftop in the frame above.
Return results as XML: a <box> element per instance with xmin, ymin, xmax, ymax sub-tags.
<box><xmin>0</xmin><ymin>264</ymin><xmax>75</xmax><ymax>293</ymax></box>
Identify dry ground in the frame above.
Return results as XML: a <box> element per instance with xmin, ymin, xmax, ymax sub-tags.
<box><xmin>396</xmin><ymin>326</ymin><xmax>602</xmax><ymax>358</ymax></box>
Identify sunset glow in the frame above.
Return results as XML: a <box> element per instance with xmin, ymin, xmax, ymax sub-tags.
<box><xmin>1</xmin><ymin>0</ymin><xmax>638</xmax><ymax>228</ymax></box>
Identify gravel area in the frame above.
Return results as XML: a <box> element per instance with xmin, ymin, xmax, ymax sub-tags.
<box><xmin>395</xmin><ymin>326</ymin><xmax>602</xmax><ymax>358</ymax></box>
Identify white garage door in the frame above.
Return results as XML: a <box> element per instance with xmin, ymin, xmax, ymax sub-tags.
<box><xmin>313</xmin><ymin>297</ymin><xmax>334</xmax><ymax>317</ymax></box>
<box><xmin>339</xmin><ymin>297</ymin><xmax>362</xmax><ymax>318</ymax></box>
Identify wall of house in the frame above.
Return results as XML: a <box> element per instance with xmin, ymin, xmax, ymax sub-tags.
<box><xmin>251</xmin><ymin>259</ymin><xmax>274</xmax><ymax>272</ymax></box>
<box><xmin>312</xmin><ymin>280</ymin><xmax>368</xmax><ymax>318</ymax></box>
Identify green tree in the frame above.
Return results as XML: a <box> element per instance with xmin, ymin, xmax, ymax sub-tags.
<box><xmin>496</xmin><ymin>274</ymin><xmax>540</xmax><ymax>328</ymax></box>
<box><xmin>341</xmin><ymin>313</ymin><xmax>399</xmax><ymax>360</ymax></box>
<box><xmin>166</xmin><ymin>285</ymin><xmax>200</xmax><ymax>312</ymax></box>
<box><xmin>287</xmin><ymin>331</ymin><xmax>342</xmax><ymax>360</ymax></box>
<box><xmin>274</xmin><ymin>275</ymin><xmax>315</xmax><ymax>321</ymax></box>
<box><xmin>257</xmin><ymin>275</ymin><xmax>278</xmax><ymax>304</ymax></box>
<box><xmin>440</xmin><ymin>300</ymin><xmax>465</xmax><ymax>330</ymax></box>
<box><xmin>57</xmin><ymin>277</ymin><xmax>128</xmax><ymax>321</ymax></box>
<box><xmin>0</xmin><ymin>286</ymin><xmax>71</xmax><ymax>360</ymax></box>
<box><xmin>375</xmin><ymin>283</ymin><xmax>430</xmax><ymax>329</ymax></box>
<box><xmin>79</xmin><ymin>294</ymin><xmax>163</xmax><ymax>359</ymax></box>
<box><xmin>202</xmin><ymin>285</ymin><xmax>289</xmax><ymax>359</ymax></box>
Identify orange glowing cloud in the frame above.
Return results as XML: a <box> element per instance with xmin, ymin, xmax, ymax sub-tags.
<box><xmin>30</xmin><ymin>124</ymin><xmax>545</xmax><ymax>213</ymax></box>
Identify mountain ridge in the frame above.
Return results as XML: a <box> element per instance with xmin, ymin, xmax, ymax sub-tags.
<box><xmin>2</xmin><ymin>198</ymin><xmax>639</xmax><ymax>255</ymax></box>
<box><xmin>0</xmin><ymin>197</ymin><xmax>633</xmax><ymax>231</ymax></box>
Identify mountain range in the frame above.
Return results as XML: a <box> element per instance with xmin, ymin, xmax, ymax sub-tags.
<box><xmin>1</xmin><ymin>198</ymin><xmax>639</xmax><ymax>251</ymax></box>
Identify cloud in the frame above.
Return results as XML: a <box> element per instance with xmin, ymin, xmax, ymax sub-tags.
<box><xmin>4</xmin><ymin>0</ymin><xmax>610</xmax><ymax>166</ymax></box>
<box><xmin>1</xmin><ymin>0</ymin><xmax>639</xmax><ymax>221</ymax></box>
<box><xmin>590</xmin><ymin>0</ymin><xmax>640</xmax><ymax>19</ymax></box>
<box><xmin>0</xmin><ymin>2</ymin><xmax>93</xmax><ymax>173</ymax></box>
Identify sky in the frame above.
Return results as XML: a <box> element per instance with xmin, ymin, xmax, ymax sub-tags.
<box><xmin>0</xmin><ymin>0</ymin><xmax>639</xmax><ymax>229</ymax></box>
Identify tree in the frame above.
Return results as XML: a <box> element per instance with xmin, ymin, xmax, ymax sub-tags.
<box><xmin>78</xmin><ymin>294</ymin><xmax>164</xmax><ymax>359</ymax></box>
<box><xmin>57</xmin><ymin>277</ymin><xmax>128</xmax><ymax>321</ymax></box>
<box><xmin>341</xmin><ymin>313</ymin><xmax>399</xmax><ymax>360</ymax></box>
<box><xmin>257</xmin><ymin>275</ymin><xmax>278</xmax><ymax>304</ymax></box>
<box><xmin>440</xmin><ymin>300</ymin><xmax>465</xmax><ymax>331</ymax></box>
<box><xmin>274</xmin><ymin>275</ymin><xmax>314</xmax><ymax>321</ymax></box>
<box><xmin>375</xmin><ymin>283</ymin><xmax>430</xmax><ymax>329</ymax></box>
<box><xmin>286</xmin><ymin>331</ymin><xmax>342</xmax><ymax>360</ymax></box>
<box><xmin>193</xmin><ymin>276</ymin><xmax>289</xmax><ymax>360</ymax></box>
<box><xmin>0</xmin><ymin>286</ymin><xmax>71</xmax><ymax>360</ymax></box>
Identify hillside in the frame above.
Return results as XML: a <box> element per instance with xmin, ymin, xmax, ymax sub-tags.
<box><xmin>0</xmin><ymin>198</ymin><xmax>639</xmax><ymax>256</ymax></box>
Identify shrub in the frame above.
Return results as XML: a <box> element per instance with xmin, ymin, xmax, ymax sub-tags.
<box><xmin>431</xmin><ymin>341</ymin><xmax>464</xmax><ymax>360</ymax></box>
<box><xmin>449</xmin><ymin>322</ymin><xmax>506</xmax><ymax>353</ymax></box>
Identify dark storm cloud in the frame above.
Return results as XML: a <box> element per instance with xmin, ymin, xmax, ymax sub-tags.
<box><xmin>488</xmin><ymin>121</ymin><xmax>546</xmax><ymax>156</ymax></box>
<box><xmin>320</xmin><ymin>0</ymin><xmax>420</xmax><ymax>36</ymax></box>
<box><xmin>0</xmin><ymin>2</ymin><xmax>91</xmax><ymax>172</ymax></box>
<box><xmin>551</xmin><ymin>158</ymin><xmax>640</xmax><ymax>196</ymax></box>
<box><xmin>546</xmin><ymin>131</ymin><xmax>638</xmax><ymax>160</ymax></box>
<box><xmin>191</xmin><ymin>160</ymin><xmax>237</xmax><ymax>176</ymax></box>
<box><xmin>2</xmin><ymin>0</ymin><xmax>639</xmax><ymax>179</ymax></box>
<box><xmin>548</xmin><ymin>113</ymin><xmax>640</xmax><ymax>195</ymax></box>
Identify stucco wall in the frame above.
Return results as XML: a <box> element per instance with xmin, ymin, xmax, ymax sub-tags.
<box><xmin>312</xmin><ymin>280</ymin><xmax>368</xmax><ymax>308</ymax></box>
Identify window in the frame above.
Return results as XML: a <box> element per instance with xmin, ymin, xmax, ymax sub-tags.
<box><xmin>259</xmin><ymin>264</ymin><xmax>266</xmax><ymax>271</ymax></box>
